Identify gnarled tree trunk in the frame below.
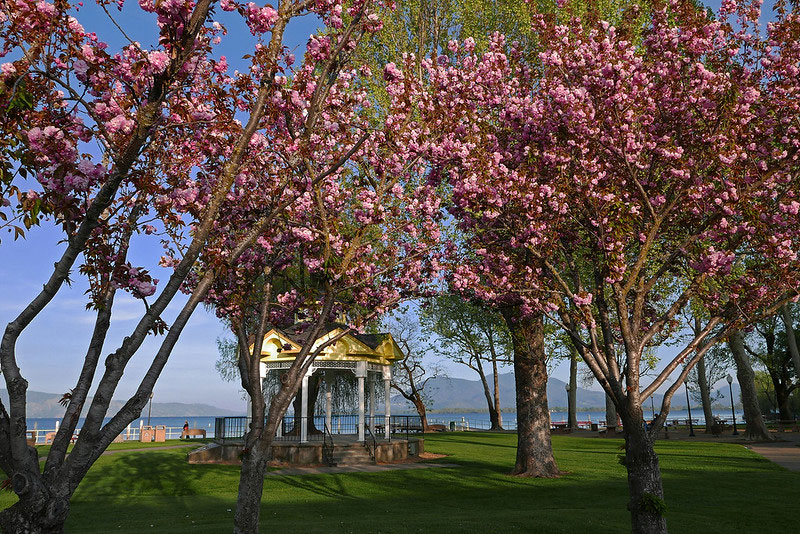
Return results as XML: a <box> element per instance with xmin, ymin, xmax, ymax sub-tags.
<box><xmin>501</xmin><ymin>309</ymin><xmax>559</xmax><ymax>477</ymax></box>
<box><xmin>729</xmin><ymin>331</ymin><xmax>773</xmax><ymax>441</ymax></box>
<box><xmin>0</xmin><ymin>477</ymin><xmax>70</xmax><ymax>533</ymax></box>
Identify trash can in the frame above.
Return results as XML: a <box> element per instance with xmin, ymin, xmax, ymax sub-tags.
<box><xmin>140</xmin><ymin>426</ymin><xmax>154</xmax><ymax>442</ymax></box>
<box><xmin>590</xmin><ymin>423</ymin><xmax>599</xmax><ymax>431</ymax></box>
<box><xmin>154</xmin><ymin>425</ymin><xmax>166</xmax><ymax>442</ymax></box>
<box><xmin>449</xmin><ymin>421</ymin><xmax>456</xmax><ymax>432</ymax></box>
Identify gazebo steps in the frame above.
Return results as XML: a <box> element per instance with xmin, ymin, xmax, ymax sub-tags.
<box><xmin>332</xmin><ymin>445</ymin><xmax>375</xmax><ymax>465</ymax></box>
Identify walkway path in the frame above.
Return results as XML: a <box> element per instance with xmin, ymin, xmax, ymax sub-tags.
<box><xmin>746</xmin><ymin>441</ymin><xmax>800</xmax><ymax>472</ymax></box>
<box><xmin>265</xmin><ymin>462</ymin><xmax>459</xmax><ymax>476</ymax></box>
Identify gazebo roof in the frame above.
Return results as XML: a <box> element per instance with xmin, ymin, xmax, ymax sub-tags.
<box><xmin>254</xmin><ymin>322</ymin><xmax>404</xmax><ymax>366</ymax></box>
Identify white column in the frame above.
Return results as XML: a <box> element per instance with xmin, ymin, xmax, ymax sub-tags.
<box><xmin>300</xmin><ymin>372</ymin><xmax>309</xmax><ymax>443</ymax></box>
<box><xmin>369</xmin><ymin>374</ymin><xmax>376</xmax><ymax>434</ymax></box>
<box><xmin>357</xmin><ymin>361</ymin><xmax>366</xmax><ymax>442</ymax></box>
<box><xmin>383</xmin><ymin>366</ymin><xmax>392</xmax><ymax>440</ymax></box>
<box><xmin>325</xmin><ymin>372</ymin><xmax>332</xmax><ymax>433</ymax></box>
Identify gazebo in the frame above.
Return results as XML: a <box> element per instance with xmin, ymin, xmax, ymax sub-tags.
<box><xmin>196</xmin><ymin>322</ymin><xmax>425</xmax><ymax>466</ymax></box>
<box><xmin>252</xmin><ymin>322</ymin><xmax>403</xmax><ymax>443</ymax></box>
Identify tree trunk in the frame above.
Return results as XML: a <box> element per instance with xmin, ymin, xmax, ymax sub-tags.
<box><xmin>605</xmin><ymin>393</ymin><xmax>618</xmax><ymax>434</ymax></box>
<box><xmin>568</xmin><ymin>350</ymin><xmax>578</xmax><ymax>430</ymax></box>
<box><xmin>696</xmin><ymin>356</ymin><xmax>715</xmax><ymax>433</ymax></box>
<box><xmin>775</xmin><ymin>382</ymin><xmax>792</xmax><ymax>421</ymax></box>
<box><xmin>729</xmin><ymin>331</ymin><xmax>773</xmax><ymax>441</ymax></box>
<box><xmin>233</xmin><ymin>436</ymin><xmax>271</xmax><ymax>534</ymax></box>
<box><xmin>411</xmin><ymin>396</ymin><xmax>431</xmax><ymax>432</ymax></box>
<box><xmin>493</xmin><ymin>357</ymin><xmax>503</xmax><ymax>430</ymax></box>
<box><xmin>288</xmin><ymin>374</ymin><xmax>321</xmax><ymax>435</ymax></box>
<box><xmin>0</xmin><ymin>484</ymin><xmax>70</xmax><ymax>534</ymax></box>
<box><xmin>620</xmin><ymin>406</ymin><xmax>668</xmax><ymax>534</ymax></box>
<box><xmin>476</xmin><ymin>360</ymin><xmax>501</xmax><ymax>430</ymax></box>
<box><xmin>501</xmin><ymin>309</ymin><xmax>559</xmax><ymax>477</ymax></box>
<box><xmin>781</xmin><ymin>304</ymin><xmax>800</xmax><ymax>378</ymax></box>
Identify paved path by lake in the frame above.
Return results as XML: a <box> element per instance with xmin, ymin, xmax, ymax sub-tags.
<box><xmin>746</xmin><ymin>441</ymin><xmax>800</xmax><ymax>472</ymax></box>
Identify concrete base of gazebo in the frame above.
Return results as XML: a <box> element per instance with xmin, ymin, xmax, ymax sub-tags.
<box><xmin>187</xmin><ymin>437</ymin><xmax>424</xmax><ymax>466</ymax></box>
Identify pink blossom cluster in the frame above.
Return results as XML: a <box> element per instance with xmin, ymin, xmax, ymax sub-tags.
<box><xmin>244</xmin><ymin>3</ymin><xmax>278</xmax><ymax>35</ymax></box>
<box><xmin>390</xmin><ymin>0</ymin><xmax>800</xmax><ymax>335</ymax></box>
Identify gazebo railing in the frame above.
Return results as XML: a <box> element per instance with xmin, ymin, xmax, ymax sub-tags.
<box><xmin>215</xmin><ymin>414</ymin><xmax>424</xmax><ymax>443</ymax></box>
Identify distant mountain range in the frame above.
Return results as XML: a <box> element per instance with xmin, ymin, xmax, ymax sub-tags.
<box><xmin>391</xmin><ymin>373</ymin><xmax>741</xmax><ymax>412</ymax></box>
<box><xmin>0</xmin><ymin>389</ymin><xmax>240</xmax><ymax>418</ymax></box>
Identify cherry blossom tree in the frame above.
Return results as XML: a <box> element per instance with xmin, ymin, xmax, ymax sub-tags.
<box><xmin>186</xmin><ymin>9</ymin><xmax>444</xmax><ymax>528</ymax></box>
<box><xmin>0</xmin><ymin>0</ymin><xmax>391</xmax><ymax>530</ymax></box>
<box><xmin>401</xmin><ymin>0</ymin><xmax>800</xmax><ymax>531</ymax></box>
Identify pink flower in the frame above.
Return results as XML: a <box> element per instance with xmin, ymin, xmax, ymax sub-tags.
<box><xmin>383</xmin><ymin>62</ymin><xmax>402</xmax><ymax>82</ymax></box>
<box><xmin>245</xmin><ymin>3</ymin><xmax>278</xmax><ymax>35</ymax></box>
<box><xmin>148</xmin><ymin>50</ymin><xmax>169</xmax><ymax>72</ymax></box>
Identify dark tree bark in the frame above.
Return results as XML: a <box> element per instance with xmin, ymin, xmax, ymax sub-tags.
<box><xmin>234</xmin><ymin>407</ymin><xmax>284</xmax><ymax>534</ymax></box>
<box><xmin>475</xmin><ymin>357</ymin><xmax>502</xmax><ymax>430</ymax></box>
<box><xmin>696</xmin><ymin>356</ymin><xmax>715</xmax><ymax>433</ymax></box>
<box><xmin>501</xmin><ymin>309</ymin><xmax>559</xmax><ymax>478</ymax></box>
<box><xmin>729</xmin><ymin>331</ymin><xmax>773</xmax><ymax>441</ymax></box>
<box><xmin>492</xmin><ymin>355</ymin><xmax>504</xmax><ymax>430</ymax></box>
<box><xmin>234</xmin><ymin>302</ymin><xmax>336</xmax><ymax>534</ymax></box>
<box><xmin>620</xmin><ymin>405</ymin><xmax>668</xmax><ymax>534</ymax></box>
<box><xmin>234</xmin><ymin>434</ymin><xmax>271</xmax><ymax>534</ymax></box>
<box><xmin>568</xmin><ymin>349</ymin><xmax>578</xmax><ymax>430</ymax></box>
<box><xmin>288</xmin><ymin>373</ymin><xmax>321</xmax><ymax>435</ymax></box>
<box><xmin>775</xmin><ymin>382</ymin><xmax>793</xmax><ymax>421</ymax></box>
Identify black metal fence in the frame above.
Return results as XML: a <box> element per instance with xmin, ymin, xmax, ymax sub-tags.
<box><xmin>215</xmin><ymin>414</ymin><xmax>424</xmax><ymax>443</ymax></box>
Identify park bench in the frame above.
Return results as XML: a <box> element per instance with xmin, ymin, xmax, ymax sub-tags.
<box><xmin>181</xmin><ymin>428</ymin><xmax>206</xmax><ymax>439</ymax></box>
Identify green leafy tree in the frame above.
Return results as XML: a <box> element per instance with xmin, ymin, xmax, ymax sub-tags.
<box><xmin>421</xmin><ymin>294</ymin><xmax>512</xmax><ymax>430</ymax></box>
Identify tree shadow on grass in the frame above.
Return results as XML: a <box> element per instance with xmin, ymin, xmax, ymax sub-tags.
<box><xmin>75</xmin><ymin>450</ymin><xmax>211</xmax><ymax>499</ymax></box>
<box><xmin>271</xmin><ymin>473</ymin><xmax>361</xmax><ymax>499</ymax></box>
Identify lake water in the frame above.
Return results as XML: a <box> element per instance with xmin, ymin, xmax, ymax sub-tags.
<box><xmin>427</xmin><ymin>409</ymin><xmax>747</xmax><ymax>429</ymax></box>
<box><xmin>27</xmin><ymin>408</ymin><xmax>746</xmax><ymax>439</ymax></box>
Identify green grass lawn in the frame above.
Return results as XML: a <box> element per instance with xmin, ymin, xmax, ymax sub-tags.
<box><xmin>1</xmin><ymin>433</ymin><xmax>796</xmax><ymax>532</ymax></box>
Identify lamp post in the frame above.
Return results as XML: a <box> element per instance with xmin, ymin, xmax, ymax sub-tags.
<box><xmin>684</xmin><ymin>380</ymin><xmax>695</xmax><ymax>437</ymax></box>
<box><xmin>147</xmin><ymin>392</ymin><xmax>154</xmax><ymax>426</ymax></box>
<box><xmin>565</xmin><ymin>383</ymin><xmax>570</xmax><ymax>429</ymax></box>
<box><xmin>727</xmin><ymin>374</ymin><xmax>739</xmax><ymax>435</ymax></box>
